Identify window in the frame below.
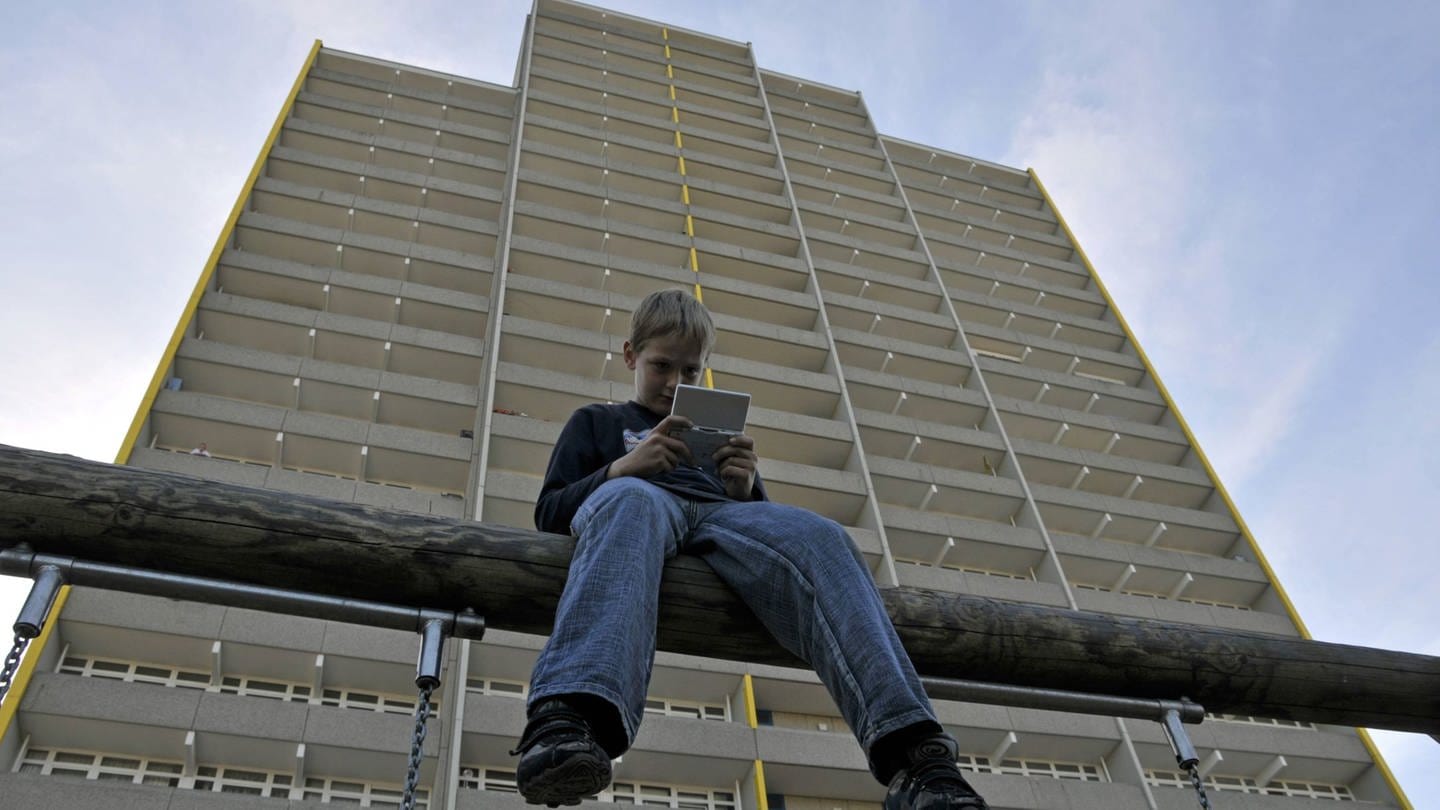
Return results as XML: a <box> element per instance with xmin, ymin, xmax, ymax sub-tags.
<box><xmin>304</xmin><ymin>775</ymin><xmax>427</xmax><ymax>807</ymax></box>
<box><xmin>461</xmin><ymin>767</ymin><xmax>736</xmax><ymax>809</ymax></box>
<box><xmin>319</xmin><ymin>686</ymin><xmax>433</xmax><ymax>714</ymax></box>
<box><xmin>607</xmin><ymin>781</ymin><xmax>737</xmax><ymax>809</ymax></box>
<box><xmin>459</xmin><ymin>766</ymin><xmax>521</xmax><ymax>793</ymax></box>
<box><xmin>222</xmin><ymin>675</ymin><xmax>311</xmax><ymax>701</ymax></box>
<box><xmin>17</xmin><ymin>748</ymin><xmax>183</xmax><ymax>787</ymax></box>
<box><xmin>1072</xmin><ymin>584</ymin><xmax>1252</xmax><ymax>611</ymax></box>
<box><xmin>463</xmin><ymin>680</ymin><xmax>730</xmax><ymax>720</ymax></box>
<box><xmin>1147</xmin><ymin>769</ymin><xmax>1353</xmax><ymax>801</ymax></box>
<box><xmin>465</xmin><ymin>676</ymin><xmax>529</xmax><ymax>698</ymax></box>
<box><xmin>194</xmin><ymin>765</ymin><xmax>290</xmax><ymax>797</ymax></box>
<box><xmin>59</xmin><ymin>654</ymin><xmax>434</xmax><ymax>715</ymax></box>
<box><xmin>644</xmin><ymin>696</ymin><xmax>729</xmax><ymax>721</ymax></box>
<box><xmin>19</xmin><ymin>744</ymin><xmax>428</xmax><ymax>806</ymax></box>
<box><xmin>1210</xmin><ymin>713</ymin><xmax>1315</xmax><ymax>730</ymax></box>
<box><xmin>893</xmin><ymin>557</ymin><xmax>1032</xmax><ymax>581</ymax></box>
<box><xmin>59</xmin><ymin>656</ymin><xmax>210</xmax><ymax>690</ymax></box>
<box><xmin>957</xmin><ymin>754</ymin><xmax>1105</xmax><ymax>783</ymax></box>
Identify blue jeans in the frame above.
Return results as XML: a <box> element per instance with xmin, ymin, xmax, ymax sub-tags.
<box><xmin>528</xmin><ymin>477</ymin><xmax>939</xmax><ymax>769</ymax></box>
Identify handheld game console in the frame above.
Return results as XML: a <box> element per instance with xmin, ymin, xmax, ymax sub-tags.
<box><xmin>668</xmin><ymin>384</ymin><xmax>750</xmax><ymax>468</ymax></box>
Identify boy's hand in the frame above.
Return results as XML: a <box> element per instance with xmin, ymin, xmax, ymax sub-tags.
<box><xmin>715</xmin><ymin>434</ymin><xmax>758</xmax><ymax>500</ymax></box>
<box><xmin>608</xmin><ymin>415</ymin><xmax>694</xmax><ymax>479</ymax></box>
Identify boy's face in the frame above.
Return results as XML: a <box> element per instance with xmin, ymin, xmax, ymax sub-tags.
<box><xmin>624</xmin><ymin>333</ymin><xmax>706</xmax><ymax>416</ymax></box>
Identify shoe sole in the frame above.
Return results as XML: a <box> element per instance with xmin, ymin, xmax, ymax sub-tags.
<box><xmin>521</xmin><ymin>752</ymin><xmax>612</xmax><ymax>807</ymax></box>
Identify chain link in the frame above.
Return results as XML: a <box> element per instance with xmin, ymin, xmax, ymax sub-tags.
<box><xmin>1186</xmin><ymin>762</ymin><xmax>1213</xmax><ymax>810</ymax></box>
<box><xmin>0</xmin><ymin>632</ymin><xmax>30</xmax><ymax>706</ymax></box>
<box><xmin>400</xmin><ymin>682</ymin><xmax>436</xmax><ymax>810</ymax></box>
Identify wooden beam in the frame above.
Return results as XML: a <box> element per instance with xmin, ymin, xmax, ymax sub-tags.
<box><xmin>1</xmin><ymin>444</ymin><xmax>1437</xmax><ymax>733</ymax></box>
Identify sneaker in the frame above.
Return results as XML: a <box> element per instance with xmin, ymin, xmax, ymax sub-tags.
<box><xmin>509</xmin><ymin>699</ymin><xmax>613</xmax><ymax>807</ymax></box>
<box><xmin>883</xmin><ymin>734</ymin><xmax>988</xmax><ymax>810</ymax></box>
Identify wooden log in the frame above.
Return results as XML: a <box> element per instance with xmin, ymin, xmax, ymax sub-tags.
<box><xmin>1</xmin><ymin>443</ymin><xmax>1437</xmax><ymax>733</ymax></box>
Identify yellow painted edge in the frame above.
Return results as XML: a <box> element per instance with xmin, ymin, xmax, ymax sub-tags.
<box><xmin>1027</xmin><ymin>167</ymin><xmax>1309</xmax><ymax>632</ymax></box>
<box><xmin>0</xmin><ymin>585</ymin><xmax>72</xmax><ymax>738</ymax></box>
<box><xmin>1028</xmin><ymin>167</ymin><xmax>1412</xmax><ymax>810</ymax></box>
<box><xmin>742</xmin><ymin>670</ymin><xmax>765</xmax><ymax>807</ymax></box>
<box><xmin>664</xmin><ymin>44</ymin><xmax>672</xmax><ymax>60</ymax></box>
<box><xmin>685</xmin><ymin>214</ymin><xmax>695</xmax><ymax>237</ymax></box>
<box><xmin>681</xmin><ymin>185</ymin><xmax>691</xmax><ymax>206</ymax></box>
<box><xmin>669</xmin><ymin>85</ymin><xmax>676</xmax><ymax>101</ymax></box>
<box><xmin>692</xmin><ymin>282</ymin><xmax>705</xmax><ymax>304</ymax></box>
<box><xmin>674</xmin><ymin>131</ymin><xmax>684</xmax><ymax>150</ymax></box>
<box><xmin>114</xmin><ymin>39</ymin><xmax>324</xmax><ymax>465</ymax></box>
<box><xmin>753</xmin><ymin>759</ymin><xmax>769</xmax><ymax>810</ymax></box>
<box><xmin>671</xmin><ymin>106</ymin><xmax>680</xmax><ymax>124</ymax></box>
<box><xmin>662</xmin><ymin>28</ymin><xmax>669</xmax><ymax>40</ymax></box>
<box><xmin>666</xmin><ymin>64</ymin><xmax>674</xmax><ymax>80</ymax></box>
<box><xmin>689</xmin><ymin>247</ymin><xmax>699</xmax><ymax>272</ymax></box>
<box><xmin>677</xmin><ymin>156</ymin><xmax>687</xmax><ymax>175</ymax></box>
<box><xmin>743</xmin><ymin>673</ymin><xmax>759</xmax><ymax>727</ymax></box>
<box><xmin>1356</xmin><ymin>728</ymin><xmax>1413</xmax><ymax>810</ymax></box>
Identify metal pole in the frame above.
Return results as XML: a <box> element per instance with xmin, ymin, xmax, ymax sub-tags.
<box><xmin>0</xmin><ymin>548</ymin><xmax>485</xmax><ymax>640</ymax></box>
<box><xmin>922</xmin><ymin>676</ymin><xmax>1205</xmax><ymax>725</ymax></box>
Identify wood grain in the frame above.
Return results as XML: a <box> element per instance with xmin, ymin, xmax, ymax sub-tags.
<box><xmin>1</xmin><ymin>444</ymin><xmax>1435</xmax><ymax>732</ymax></box>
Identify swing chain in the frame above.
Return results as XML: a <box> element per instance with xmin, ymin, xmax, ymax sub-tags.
<box><xmin>1186</xmin><ymin>761</ymin><xmax>1213</xmax><ymax>809</ymax></box>
<box><xmin>0</xmin><ymin>632</ymin><xmax>29</xmax><ymax>705</ymax></box>
<box><xmin>400</xmin><ymin>681</ymin><xmax>436</xmax><ymax>810</ymax></box>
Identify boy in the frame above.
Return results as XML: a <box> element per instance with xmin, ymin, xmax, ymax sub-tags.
<box><xmin>512</xmin><ymin>290</ymin><xmax>988</xmax><ymax>810</ymax></box>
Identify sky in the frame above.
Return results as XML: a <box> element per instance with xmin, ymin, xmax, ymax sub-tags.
<box><xmin>1</xmin><ymin>0</ymin><xmax>1437</xmax><ymax>804</ymax></box>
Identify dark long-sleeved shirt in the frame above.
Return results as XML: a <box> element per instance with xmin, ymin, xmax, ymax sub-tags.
<box><xmin>533</xmin><ymin>401</ymin><xmax>767</xmax><ymax>535</ymax></box>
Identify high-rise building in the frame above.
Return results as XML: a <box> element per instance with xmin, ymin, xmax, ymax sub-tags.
<box><xmin>0</xmin><ymin>1</ymin><xmax>1411</xmax><ymax>807</ymax></box>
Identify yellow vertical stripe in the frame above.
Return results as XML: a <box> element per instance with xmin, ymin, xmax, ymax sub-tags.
<box><xmin>753</xmin><ymin>760</ymin><xmax>769</xmax><ymax>810</ymax></box>
<box><xmin>113</xmin><ymin>40</ymin><xmax>324</xmax><ymax>465</ymax></box>
<box><xmin>663</xmin><ymin>28</ymin><xmax>710</xmax><ymax>391</ymax></box>
<box><xmin>742</xmin><ymin>673</ymin><xmax>758</xmax><ymax>727</ymax></box>
<box><xmin>0</xmin><ymin>586</ymin><xmax>72</xmax><ymax>737</ymax></box>
<box><xmin>1028</xmin><ymin>167</ymin><xmax>1413</xmax><ymax>810</ymax></box>
<box><xmin>742</xmin><ymin>675</ymin><xmax>767</xmax><ymax>809</ymax></box>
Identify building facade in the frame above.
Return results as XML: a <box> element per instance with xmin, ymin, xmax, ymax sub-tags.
<box><xmin>0</xmin><ymin>1</ymin><xmax>1410</xmax><ymax>807</ymax></box>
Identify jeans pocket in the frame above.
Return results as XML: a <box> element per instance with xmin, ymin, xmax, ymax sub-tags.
<box><xmin>570</xmin><ymin>499</ymin><xmax>595</xmax><ymax>537</ymax></box>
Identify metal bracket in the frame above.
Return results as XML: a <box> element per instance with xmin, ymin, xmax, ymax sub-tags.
<box><xmin>1162</xmin><ymin>707</ymin><xmax>1200</xmax><ymax>769</ymax></box>
<box><xmin>14</xmin><ymin>560</ymin><xmax>64</xmax><ymax>638</ymax></box>
<box><xmin>415</xmin><ymin>617</ymin><xmax>446</xmax><ymax>690</ymax></box>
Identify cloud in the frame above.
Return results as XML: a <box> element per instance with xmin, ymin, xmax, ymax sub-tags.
<box><xmin>992</xmin><ymin>4</ymin><xmax>1374</xmax><ymax>494</ymax></box>
<box><xmin>1249</xmin><ymin>333</ymin><xmax>1440</xmax><ymax>642</ymax></box>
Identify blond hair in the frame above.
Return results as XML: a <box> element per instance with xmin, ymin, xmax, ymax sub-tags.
<box><xmin>629</xmin><ymin>289</ymin><xmax>715</xmax><ymax>357</ymax></box>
